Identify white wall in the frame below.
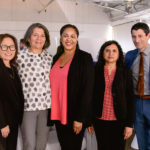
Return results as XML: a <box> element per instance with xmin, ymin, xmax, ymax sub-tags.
<box><xmin>112</xmin><ymin>22</ymin><xmax>136</xmax><ymax>53</ymax></box>
<box><xmin>78</xmin><ymin>24</ymin><xmax>113</xmax><ymax>61</ymax></box>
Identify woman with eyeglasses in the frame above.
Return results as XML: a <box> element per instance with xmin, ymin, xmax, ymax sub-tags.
<box><xmin>0</xmin><ymin>34</ymin><xmax>24</xmax><ymax>150</ymax></box>
<box><xmin>17</xmin><ymin>23</ymin><xmax>52</xmax><ymax>150</ymax></box>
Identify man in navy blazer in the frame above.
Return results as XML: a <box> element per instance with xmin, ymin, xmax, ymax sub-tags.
<box><xmin>125</xmin><ymin>22</ymin><xmax>150</xmax><ymax>150</ymax></box>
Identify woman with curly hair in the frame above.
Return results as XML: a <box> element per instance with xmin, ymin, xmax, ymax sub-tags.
<box><xmin>89</xmin><ymin>40</ymin><xmax>135</xmax><ymax>150</ymax></box>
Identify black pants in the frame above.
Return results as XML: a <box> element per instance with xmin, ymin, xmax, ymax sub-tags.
<box><xmin>55</xmin><ymin>122</ymin><xmax>85</xmax><ymax>150</ymax></box>
<box><xmin>94</xmin><ymin>119</ymin><xmax>125</xmax><ymax>150</ymax></box>
<box><xmin>0</xmin><ymin>126</ymin><xmax>18</xmax><ymax>150</ymax></box>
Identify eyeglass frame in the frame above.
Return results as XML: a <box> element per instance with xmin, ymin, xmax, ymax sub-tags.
<box><xmin>0</xmin><ymin>45</ymin><xmax>16</xmax><ymax>51</ymax></box>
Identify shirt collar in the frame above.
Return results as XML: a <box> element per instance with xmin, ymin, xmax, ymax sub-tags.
<box><xmin>138</xmin><ymin>45</ymin><xmax>150</xmax><ymax>56</ymax></box>
<box><xmin>26</xmin><ymin>48</ymin><xmax>46</xmax><ymax>57</ymax></box>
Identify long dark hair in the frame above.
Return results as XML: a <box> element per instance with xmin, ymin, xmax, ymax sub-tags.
<box><xmin>97</xmin><ymin>40</ymin><xmax>124</xmax><ymax>67</ymax></box>
<box><xmin>0</xmin><ymin>33</ymin><xmax>18</xmax><ymax>66</ymax></box>
<box><xmin>56</xmin><ymin>24</ymin><xmax>80</xmax><ymax>56</ymax></box>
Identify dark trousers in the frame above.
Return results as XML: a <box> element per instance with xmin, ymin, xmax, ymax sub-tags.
<box><xmin>55</xmin><ymin>122</ymin><xmax>85</xmax><ymax>150</ymax></box>
<box><xmin>0</xmin><ymin>126</ymin><xmax>18</xmax><ymax>150</ymax></box>
<box><xmin>94</xmin><ymin>118</ymin><xmax>125</xmax><ymax>150</ymax></box>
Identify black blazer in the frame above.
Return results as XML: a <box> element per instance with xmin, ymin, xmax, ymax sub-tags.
<box><xmin>0</xmin><ymin>59</ymin><xmax>24</xmax><ymax>130</ymax></box>
<box><xmin>94</xmin><ymin>63</ymin><xmax>135</xmax><ymax>127</ymax></box>
<box><xmin>51</xmin><ymin>49</ymin><xmax>94</xmax><ymax>126</ymax></box>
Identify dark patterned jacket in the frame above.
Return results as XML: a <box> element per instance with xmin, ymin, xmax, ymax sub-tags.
<box><xmin>93</xmin><ymin>63</ymin><xmax>135</xmax><ymax>127</ymax></box>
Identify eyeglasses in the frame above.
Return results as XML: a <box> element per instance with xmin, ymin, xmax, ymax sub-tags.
<box><xmin>0</xmin><ymin>45</ymin><xmax>16</xmax><ymax>51</ymax></box>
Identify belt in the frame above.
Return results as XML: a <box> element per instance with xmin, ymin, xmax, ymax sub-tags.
<box><xmin>135</xmin><ymin>95</ymin><xmax>150</xmax><ymax>100</ymax></box>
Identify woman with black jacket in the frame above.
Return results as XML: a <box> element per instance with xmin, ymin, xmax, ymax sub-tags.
<box><xmin>49</xmin><ymin>24</ymin><xmax>94</xmax><ymax>150</ymax></box>
<box><xmin>89</xmin><ymin>40</ymin><xmax>135</xmax><ymax>150</ymax></box>
<box><xmin>0</xmin><ymin>34</ymin><xmax>24</xmax><ymax>150</ymax></box>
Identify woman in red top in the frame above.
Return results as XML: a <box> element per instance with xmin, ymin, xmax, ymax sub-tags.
<box><xmin>49</xmin><ymin>24</ymin><xmax>94</xmax><ymax>150</ymax></box>
<box><xmin>90</xmin><ymin>40</ymin><xmax>135</xmax><ymax>150</ymax></box>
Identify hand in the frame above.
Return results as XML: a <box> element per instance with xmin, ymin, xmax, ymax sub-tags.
<box><xmin>87</xmin><ymin>126</ymin><xmax>94</xmax><ymax>135</ymax></box>
<box><xmin>1</xmin><ymin>125</ymin><xmax>10</xmax><ymax>138</ymax></box>
<box><xmin>73</xmin><ymin>121</ymin><xmax>83</xmax><ymax>135</ymax></box>
<box><xmin>124</xmin><ymin>127</ymin><xmax>133</xmax><ymax>140</ymax></box>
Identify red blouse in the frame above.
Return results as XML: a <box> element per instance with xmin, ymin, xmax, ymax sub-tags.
<box><xmin>100</xmin><ymin>67</ymin><xmax>117</xmax><ymax>121</ymax></box>
<box><xmin>50</xmin><ymin>57</ymin><xmax>73</xmax><ymax>125</ymax></box>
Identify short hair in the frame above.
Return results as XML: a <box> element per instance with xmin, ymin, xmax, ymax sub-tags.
<box><xmin>0</xmin><ymin>33</ymin><xmax>18</xmax><ymax>66</ymax></box>
<box><xmin>131</xmin><ymin>22</ymin><xmax>150</xmax><ymax>36</ymax></box>
<box><xmin>24</xmin><ymin>23</ymin><xmax>50</xmax><ymax>49</ymax></box>
<box><xmin>20</xmin><ymin>38</ymin><xmax>25</xmax><ymax>44</ymax></box>
<box><xmin>97</xmin><ymin>40</ymin><xmax>124</xmax><ymax>67</ymax></box>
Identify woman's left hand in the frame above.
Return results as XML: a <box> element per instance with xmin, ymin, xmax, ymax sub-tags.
<box><xmin>73</xmin><ymin>121</ymin><xmax>83</xmax><ymax>135</ymax></box>
<box><xmin>124</xmin><ymin>127</ymin><xmax>133</xmax><ymax>140</ymax></box>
